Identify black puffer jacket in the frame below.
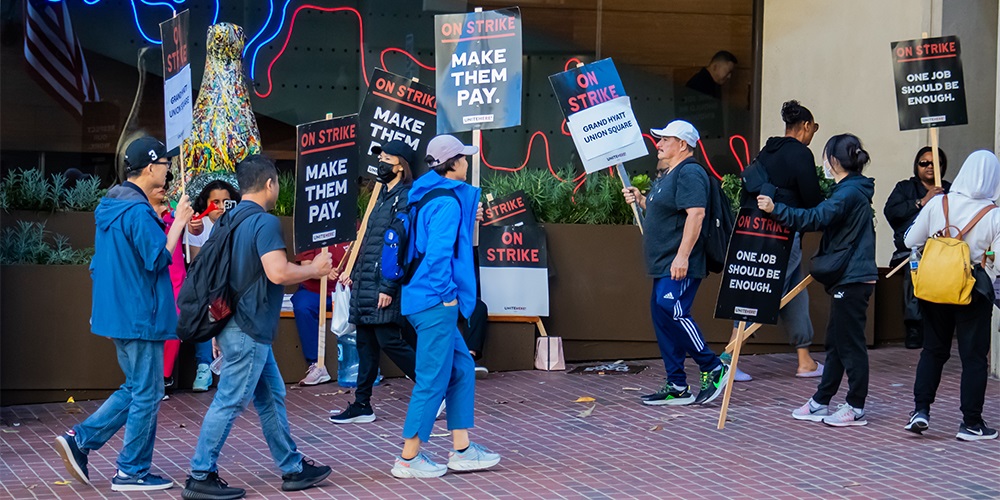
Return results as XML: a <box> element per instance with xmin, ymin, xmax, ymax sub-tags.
<box><xmin>349</xmin><ymin>182</ymin><xmax>410</xmax><ymax>326</ymax></box>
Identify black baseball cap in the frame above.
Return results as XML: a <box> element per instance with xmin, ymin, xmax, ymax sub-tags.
<box><xmin>124</xmin><ymin>136</ymin><xmax>178</xmax><ymax>172</ymax></box>
<box><xmin>370</xmin><ymin>140</ymin><xmax>416</xmax><ymax>167</ymax></box>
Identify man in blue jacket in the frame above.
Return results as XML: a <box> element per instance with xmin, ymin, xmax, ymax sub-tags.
<box><xmin>54</xmin><ymin>136</ymin><xmax>193</xmax><ymax>492</ymax></box>
<box><xmin>392</xmin><ymin>135</ymin><xmax>501</xmax><ymax>479</ymax></box>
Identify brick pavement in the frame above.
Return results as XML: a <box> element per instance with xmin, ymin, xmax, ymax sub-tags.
<box><xmin>2</xmin><ymin>347</ymin><xmax>998</xmax><ymax>499</ymax></box>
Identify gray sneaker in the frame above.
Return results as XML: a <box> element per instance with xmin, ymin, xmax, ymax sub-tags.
<box><xmin>391</xmin><ymin>452</ymin><xmax>447</xmax><ymax>478</ymax></box>
<box><xmin>791</xmin><ymin>398</ymin><xmax>829</xmax><ymax>422</ymax></box>
<box><xmin>447</xmin><ymin>442</ymin><xmax>501</xmax><ymax>472</ymax></box>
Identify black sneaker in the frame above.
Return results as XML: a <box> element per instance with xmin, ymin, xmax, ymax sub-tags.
<box><xmin>640</xmin><ymin>383</ymin><xmax>695</xmax><ymax>406</ymax></box>
<box><xmin>329</xmin><ymin>402</ymin><xmax>376</xmax><ymax>424</ymax></box>
<box><xmin>693</xmin><ymin>365</ymin><xmax>729</xmax><ymax>405</ymax></box>
<box><xmin>181</xmin><ymin>472</ymin><xmax>245</xmax><ymax>500</ymax></box>
<box><xmin>281</xmin><ymin>459</ymin><xmax>331</xmax><ymax>491</ymax></box>
<box><xmin>54</xmin><ymin>432</ymin><xmax>90</xmax><ymax>486</ymax></box>
<box><xmin>905</xmin><ymin>410</ymin><xmax>929</xmax><ymax>434</ymax></box>
<box><xmin>956</xmin><ymin>421</ymin><xmax>999</xmax><ymax>441</ymax></box>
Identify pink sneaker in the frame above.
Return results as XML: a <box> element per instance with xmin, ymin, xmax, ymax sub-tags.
<box><xmin>823</xmin><ymin>403</ymin><xmax>868</xmax><ymax>427</ymax></box>
<box><xmin>300</xmin><ymin>364</ymin><xmax>331</xmax><ymax>386</ymax></box>
<box><xmin>791</xmin><ymin>398</ymin><xmax>829</xmax><ymax>422</ymax></box>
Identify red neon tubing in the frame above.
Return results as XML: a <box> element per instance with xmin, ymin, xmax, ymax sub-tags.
<box><xmin>729</xmin><ymin>134</ymin><xmax>750</xmax><ymax>171</ymax></box>
<box><xmin>380</xmin><ymin>47</ymin><xmax>435</xmax><ymax>72</ymax></box>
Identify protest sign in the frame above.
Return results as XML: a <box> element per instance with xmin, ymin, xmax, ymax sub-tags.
<box><xmin>891</xmin><ymin>35</ymin><xmax>967</xmax><ymax>130</ymax></box>
<box><xmin>715</xmin><ymin>208</ymin><xmax>793</xmax><ymax>324</ymax></box>
<box><xmin>358</xmin><ymin>69</ymin><xmax>437</xmax><ymax>178</ymax></box>
<box><xmin>434</xmin><ymin>7</ymin><xmax>522</xmax><ymax>132</ymax></box>
<box><xmin>548</xmin><ymin>58</ymin><xmax>625</xmax><ymax>119</ymax></box>
<box><xmin>159</xmin><ymin>11</ymin><xmax>193</xmax><ymax>152</ymax></box>
<box><xmin>565</xmin><ymin>96</ymin><xmax>647</xmax><ymax>173</ymax></box>
<box><xmin>482</xmin><ymin>190</ymin><xmax>536</xmax><ymax>227</ymax></box>
<box><xmin>479</xmin><ymin>224</ymin><xmax>548</xmax><ymax>316</ymax></box>
<box><xmin>294</xmin><ymin>114</ymin><xmax>359</xmax><ymax>254</ymax></box>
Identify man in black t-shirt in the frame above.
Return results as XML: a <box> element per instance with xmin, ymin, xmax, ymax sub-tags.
<box><xmin>183</xmin><ymin>156</ymin><xmax>337</xmax><ymax>500</ymax></box>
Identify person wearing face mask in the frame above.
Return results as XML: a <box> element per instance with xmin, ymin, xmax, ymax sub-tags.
<box><xmin>883</xmin><ymin>147</ymin><xmax>950</xmax><ymax>349</ymax></box>
<box><xmin>758</xmin><ymin>133</ymin><xmax>877</xmax><ymax>427</ymax></box>
<box><xmin>731</xmin><ymin>100</ymin><xmax>825</xmax><ymax>381</ymax></box>
<box><xmin>902</xmin><ymin>150</ymin><xmax>1000</xmax><ymax>442</ymax></box>
<box><xmin>328</xmin><ymin>140</ymin><xmax>422</xmax><ymax>424</ymax></box>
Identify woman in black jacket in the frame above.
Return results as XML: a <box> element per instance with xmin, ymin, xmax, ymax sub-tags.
<box><xmin>758</xmin><ymin>133</ymin><xmax>877</xmax><ymax>428</ymax></box>
<box><xmin>330</xmin><ymin>140</ymin><xmax>419</xmax><ymax>424</ymax></box>
<box><xmin>882</xmin><ymin>147</ymin><xmax>950</xmax><ymax>348</ymax></box>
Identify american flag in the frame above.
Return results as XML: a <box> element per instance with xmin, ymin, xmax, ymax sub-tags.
<box><xmin>23</xmin><ymin>0</ymin><xmax>100</xmax><ymax>117</ymax></box>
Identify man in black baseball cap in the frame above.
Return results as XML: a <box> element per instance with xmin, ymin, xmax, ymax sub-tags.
<box><xmin>123</xmin><ymin>136</ymin><xmax>179</xmax><ymax>176</ymax></box>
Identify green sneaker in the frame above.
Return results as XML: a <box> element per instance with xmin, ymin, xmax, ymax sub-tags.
<box><xmin>693</xmin><ymin>365</ymin><xmax>729</xmax><ymax>405</ymax></box>
<box><xmin>640</xmin><ymin>383</ymin><xmax>695</xmax><ymax>406</ymax></box>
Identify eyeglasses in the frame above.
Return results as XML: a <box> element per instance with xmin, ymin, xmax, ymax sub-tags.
<box><xmin>918</xmin><ymin>160</ymin><xmax>934</xmax><ymax>167</ymax></box>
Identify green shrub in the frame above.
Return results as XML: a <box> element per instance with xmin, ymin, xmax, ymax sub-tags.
<box><xmin>719</xmin><ymin>167</ymin><xmax>835</xmax><ymax>216</ymax></box>
<box><xmin>481</xmin><ymin>166</ymin><xmax>635</xmax><ymax>225</ymax></box>
<box><xmin>272</xmin><ymin>171</ymin><xmax>296</xmax><ymax>217</ymax></box>
<box><xmin>0</xmin><ymin>221</ymin><xmax>94</xmax><ymax>265</ymax></box>
<box><xmin>1</xmin><ymin>168</ymin><xmax>106</xmax><ymax>212</ymax></box>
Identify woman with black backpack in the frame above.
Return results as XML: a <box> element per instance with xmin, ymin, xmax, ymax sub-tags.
<box><xmin>329</xmin><ymin>140</ymin><xmax>420</xmax><ymax>424</ymax></box>
<box><xmin>758</xmin><ymin>133</ymin><xmax>877</xmax><ymax>427</ymax></box>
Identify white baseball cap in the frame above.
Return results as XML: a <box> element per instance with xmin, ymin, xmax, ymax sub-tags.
<box><xmin>425</xmin><ymin>135</ymin><xmax>479</xmax><ymax>167</ymax></box>
<box><xmin>650</xmin><ymin>120</ymin><xmax>700</xmax><ymax>148</ymax></box>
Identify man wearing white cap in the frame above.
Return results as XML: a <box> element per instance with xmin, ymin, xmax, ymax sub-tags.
<box><xmin>392</xmin><ymin>134</ymin><xmax>501</xmax><ymax>478</ymax></box>
<box><xmin>622</xmin><ymin>120</ymin><xmax>729</xmax><ymax>407</ymax></box>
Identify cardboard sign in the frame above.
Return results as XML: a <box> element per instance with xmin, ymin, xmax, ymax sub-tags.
<box><xmin>715</xmin><ymin>208</ymin><xmax>794</xmax><ymax>324</ymax></box>
<box><xmin>358</xmin><ymin>69</ymin><xmax>437</xmax><ymax>179</ymax></box>
<box><xmin>159</xmin><ymin>11</ymin><xmax>193</xmax><ymax>152</ymax></box>
<box><xmin>891</xmin><ymin>36</ymin><xmax>967</xmax><ymax>130</ymax></box>
<box><xmin>482</xmin><ymin>190</ymin><xmax>536</xmax><ymax>227</ymax></box>
<box><xmin>566</xmin><ymin>96</ymin><xmax>647</xmax><ymax>173</ymax></box>
<box><xmin>434</xmin><ymin>7</ymin><xmax>522</xmax><ymax>132</ymax></box>
<box><xmin>479</xmin><ymin>224</ymin><xmax>548</xmax><ymax>316</ymax></box>
<box><xmin>294</xmin><ymin>115</ymin><xmax>360</xmax><ymax>254</ymax></box>
<box><xmin>548</xmin><ymin>58</ymin><xmax>625</xmax><ymax>119</ymax></box>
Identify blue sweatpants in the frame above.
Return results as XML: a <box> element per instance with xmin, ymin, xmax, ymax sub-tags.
<box><xmin>403</xmin><ymin>303</ymin><xmax>475</xmax><ymax>442</ymax></box>
<box><xmin>651</xmin><ymin>277</ymin><xmax>722</xmax><ymax>387</ymax></box>
<box><xmin>290</xmin><ymin>286</ymin><xmax>332</xmax><ymax>365</ymax></box>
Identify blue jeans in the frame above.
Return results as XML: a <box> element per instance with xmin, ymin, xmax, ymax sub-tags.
<box><xmin>73</xmin><ymin>339</ymin><xmax>164</xmax><ymax>477</ymax></box>
<box><xmin>290</xmin><ymin>286</ymin><xmax>332</xmax><ymax>365</ymax></box>
<box><xmin>403</xmin><ymin>303</ymin><xmax>475</xmax><ymax>442</ymax></box>
<box><xmin>190</xmin><ymin>321</ymin><xmax>302</xmax><ymax>479</ymax></box>
<box><xmin>651</xmin><ymin>277</ymin><xmax>722</xmax><ymax>387</ymax></box>
<box><xmin>194</xmin><ymin>340</ymin><xmax>214</xmax><ymax>365</ymax></box>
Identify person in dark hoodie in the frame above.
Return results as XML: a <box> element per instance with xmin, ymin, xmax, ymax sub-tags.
<box><xmin>883</xmin><ymin>147</ymin><xmax>950</xmax><ymax>349</ymax></box>
<box><xmin>330</xmin><ymin>140</ymin><xmax>422</xmax><ymax>423</ymax></box>
<box><xmin>54</xmin><ymin>136</ymin><xmax>193</xmax><ymax>492</ymax></box>
<box><xmin>392</xmin><ymin>135</ymin><xmax>501</xmax><ymax>479</ymax></box>
<box><xmin>732</xmin><ymin>100</ymin><xmax>825</xmax><ymax>380</ymax></box>
<box><xmin>758</xmin><ymin>133</ymin><xmax>877</xmax><ymax>427</ymax></box>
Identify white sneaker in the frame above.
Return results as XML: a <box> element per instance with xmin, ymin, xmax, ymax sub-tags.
<box><xmin>823</xmin><ymin>403</ymin><xmax>868</xmax><ymax>427</ymax></box>
<box><xmin>791</xmin><ymin>398</ymin><xmax>829</xmax><ymax>422</ymax></box>
<box><xmin>300</xmin><ymin>364</ymin><xmax>331</xmax><ymax>386</ymax></box>
<box><xmin>448</xmin><ymin>442</ymin><xmax>501</xmax><ymax>472</ymax></box>
<box><xmin>475</xmin><ymin>366</ymin><xmax>489</xmax><ymax>379</ymax></box>
<box><xmin>391</xmin><ymin>452</ymin><xmax>447</xmax><ymax>478</ymax></box>
<box><xmin>435</xmin><ymin>400</ymin><xmax>446</xmax><ymax>420</ymax></box>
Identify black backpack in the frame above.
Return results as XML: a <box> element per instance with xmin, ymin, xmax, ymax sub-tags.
<box><xmin>381</xmin><ymin>188</ymin><xmax>459</xmax><ymax>284</ymax></box>
<box><xmin>176</xmin><ymin>205</ymin><xmax>263</xmax><ymax>343</ymax></box>
<box><xmin>702</xmin><ymin>169</ymin><xmax>735</xmax><ymax>274</ymax></box>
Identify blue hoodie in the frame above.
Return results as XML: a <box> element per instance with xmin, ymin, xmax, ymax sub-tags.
<box><xmin>401</xmin><ymin>171</ymin><xmax>481</xmax><ymax>318</ymax></box>
<box><xmin>90</xmin><ymin>184</ymin><xmax>178</xmax><ymax>341</ymax></box>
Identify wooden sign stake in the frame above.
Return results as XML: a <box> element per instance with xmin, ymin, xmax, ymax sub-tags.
<box><xmin>718</xmin><ymin>321</ymin><xmax>746</xmax><ymax>429</ymax></box>
<box><xmin>724</xmin><ymin>275</ymin><xmax>815</xmax><ymax>354</ymax></box>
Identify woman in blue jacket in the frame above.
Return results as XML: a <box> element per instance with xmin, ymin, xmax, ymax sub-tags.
<box><xmin>758</xmin><ymin>133</ymin><xmax>877</xmax><ymax>427</ymax></box>
<box><xmin>392</xmin><ymin>135</ymin><xmax>501</xmax><ymax>478</ymax></box>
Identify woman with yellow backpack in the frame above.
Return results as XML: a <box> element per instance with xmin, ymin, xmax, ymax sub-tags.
<box><xmin>903</xmin><ymin>150</ymin><xmax>1000</xmax><ymax>442</ymax></box>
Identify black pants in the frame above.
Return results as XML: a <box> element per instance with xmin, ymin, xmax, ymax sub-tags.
<box><xmin>901</xmin><ymin>269</ymin><xmax>924</xmax><ymax>347</ymax></box>
<box><xmin>460</xmin><ymin>299</ymin><xmax>488</xmax><ymax>360</ymax></box>
<box><xmin>812</xmin><ymin>283</ymin><xmax>873</xmax><ymax>409</ymax></box>
<box><xmin>355</xmin><ymin>323</ymin><xmax>417</xmax><ymax>406</ymax></box>
<box><xmin>914</xmin><ymin>293</ymin><xmax>992</xmax><ymax>426</ymax></box>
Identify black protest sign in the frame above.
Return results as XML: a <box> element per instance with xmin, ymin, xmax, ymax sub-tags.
<box><xmin>359</xmin><ymin>69</ymin><xmax>436</xmax><ymax>179</ymax></box>
<box><xmin>482</xmin><ymin>190</ymin><xmax>536</xmax><ymax>227</ymax></box>
<box><xmin>479</xmin><ymin>223</ymin><xmax>549</xmax><ymax>316</ymax></box>
<box><xmin>159</xmin><ymin>10</ymin><xmax>192</xmax><ymax>151</ymax></box>
<box><xmin>891</xmin><ymin>36</ymin><xmax>967</xmax><ymax>130</ymax></box>
<box><xmin>434</xmin><ymin>7</ymin><xmax>522</xmax><ymax>133</ymax></box>
<box><xmin>548</xmin><ymin>58</ymin><xmax>626</xmax><ymax>119</ymax></box>
<box><xmin>715</xmin><ymin>208</ymin><xmax>793</xmax><ymax>324</ymax></box>
<box><xmin>294</xmin><ymin>114</ymin><xmax>360</xmax><ymax>254</ymax></box>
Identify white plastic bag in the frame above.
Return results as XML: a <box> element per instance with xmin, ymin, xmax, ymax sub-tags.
<box><xmin>331</xmin><ymin>282</ymin><xmax>356</xmax><ymax>337</ymax></box>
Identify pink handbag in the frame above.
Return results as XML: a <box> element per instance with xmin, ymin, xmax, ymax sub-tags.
<box><xmin>534</xmin><ymin>321</ymin><xmax>565</xmax><ymax>371</ymax></box>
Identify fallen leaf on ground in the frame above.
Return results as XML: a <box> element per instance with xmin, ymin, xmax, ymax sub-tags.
<box><xmin>27</xmin><ymin>484</ymin><xmax>36</xmax><ymax>490</ymax></box>
<box><xmin>319</xmin><ymin>390</ymin><xmax>346</xmax><ymax>396</ymax></box>
<box><xmin>494</xmin><ymin>400</ymin><xmax>508</xmax><ymax>404</ymax></box>
<box><xmin>649</xmin><ymin>425</ymin><xmax>663</xmax><ymax>432</ymax></box>
<box><xmin>2</xmin><ymin>429</ymin><xmax>18</xmax><ymax>433</ymax></box>
<box><xmin>622</xmin><ymin>387</ymin><xmax>641</xmax><ymax>391</ymax></box>
<box><xmin>933</xmin><ymin>448</ymin><xmax>945</xmax><ymax>452</ymax></box>
<box><xmin>577</xmin><ymin>404</ymin><xmax>596</xmax><ymax>418</ymax></box>
<box><xmin>573</xmin><ymin>397</ymin><xmax>596</xmax><ymax>403</ymax></box>
<box><xmin>289</xmin><ymin>385</ymin><xmax>302</xmax><ymax>390</ymax></box>
<box><xmin>64</xmin><ymin>407</ymin><xmax>82</xmax><ymax>414</ymax></box>
<box><xmin>54</xmin><ymin>480</ymin><xmax>70</xmax><ymax>486</ymax></box>
<box><xmin>843</xmin><ymin>482</ymin><xmax>861</xmax><ymax>488</ymax></box>
<box><xmin>178</xmin><ymin>423</ymin><xmax>185</xmax><ymax>428</ymax></box>
<box><xmin>66</xmin><ymin>397</ymin><xmax>75</xmax><ymax>403</ymax></box>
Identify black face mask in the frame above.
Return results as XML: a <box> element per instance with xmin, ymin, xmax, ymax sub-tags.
<box><xmin>376</xmin><ymin>161</ymin><xmax>398</xmax><ymax>183</ymax></box>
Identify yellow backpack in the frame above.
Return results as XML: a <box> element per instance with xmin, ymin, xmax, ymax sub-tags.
<box><xmin>912</xmin><ymin>195</ymin><xmax>996</xmax><ymax>305</ymax></box>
